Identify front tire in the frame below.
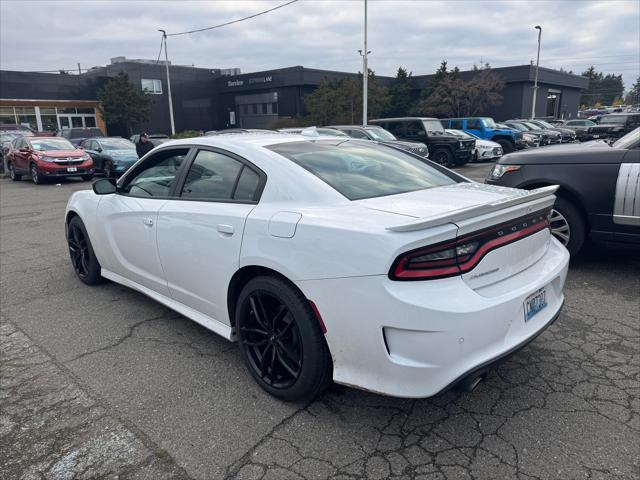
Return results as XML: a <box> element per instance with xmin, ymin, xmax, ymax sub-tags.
<box><xmin>550</xmin><ymin>197</ymin><xmax>586</xmax><ymax>256</ymax></box>
<box><xmin>67</xmin><ymin>216</ymin><xmax>103</xmax><ymax>285</ymax></box>
<box><xmin>8</xmin><ymin>162</ymin><xmax>21</xmax><ymax>181</ymax></box>
<box><xmin>31</xmin><ymin>163</ymin><xmax>43</xmax><ymax>185</ymax></box>
<box><xmin>236</xmin><ymin>276</ymin><xmax>332</xmax><ymax>402</ymax></box>
<box><xmin>432</xmin><ymin>148</ymin><xmax>454</xmax><ymax>167</ymax></box>
<box><xmin>496</xmin><ymin>139</ymin><xmax>515</xmax><ymax>154</ymax></box>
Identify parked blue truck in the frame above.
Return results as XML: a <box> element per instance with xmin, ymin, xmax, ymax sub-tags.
<box><xmin>441</xmin><ymin>117</ymin><xmax>519</xmax><ymax>153</ymax></box>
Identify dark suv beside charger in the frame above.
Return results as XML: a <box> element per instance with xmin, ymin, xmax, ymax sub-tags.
<box><xmin>369</xmin><ymin>117</ymin><xmax>474</xmax><ymax>167</ymax></box>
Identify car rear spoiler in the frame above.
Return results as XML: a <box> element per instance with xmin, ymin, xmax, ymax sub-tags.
<box><xmin>386</xmin><ymin>185</ymin><xmax>559</xmax><ymax>232</ymax></box>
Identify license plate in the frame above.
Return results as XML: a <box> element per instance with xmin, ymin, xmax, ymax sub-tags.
<box><xmin>524</xmin><ymin>287</ymin><xmax>547</xmax><ymax>322</ymax></box>
<box><xmin>67</xmin><ymin>167</ymin><xmax>77</xmax><ymax>172</ymax></box>
<box><xmin>592</xmin><ymin>134</ymin><xmax>600</xmax><ymax>138</ymax></box>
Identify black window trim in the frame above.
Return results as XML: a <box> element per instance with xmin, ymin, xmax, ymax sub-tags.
<box><xmin>172</xmin><ymin>145</ymin><xmax>267</xmax><ymax>205</ymax></box>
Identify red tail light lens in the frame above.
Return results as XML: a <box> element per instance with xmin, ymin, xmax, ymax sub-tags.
<box><xmin>390</xmin><ymin>209</ymin><xmax>550</xmax><ymax>281</ymax></box>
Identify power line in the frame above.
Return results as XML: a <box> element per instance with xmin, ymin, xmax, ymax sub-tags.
<box><xmin>166</xmin><ymin>0</ymin><xmax>299</xmax><ymax>37</ymax></box>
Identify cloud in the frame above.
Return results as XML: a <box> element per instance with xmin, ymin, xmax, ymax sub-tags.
<box><xmin>1</xmin><ymin>0</ymin><xmax>638</xmax><ymax>89</ymax></box>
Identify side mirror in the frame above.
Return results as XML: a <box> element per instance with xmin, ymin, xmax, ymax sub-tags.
<box><xmin>95</xmin><ymin>147</ymin><xmax>102</xmax><ymax>153</ymax></box>
<box><xmin>93</xmin><ymin>178</ymin><xmax>117</xmax><ymax>195</ymax></box>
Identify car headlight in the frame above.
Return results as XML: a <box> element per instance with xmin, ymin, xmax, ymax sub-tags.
<box><xmin>38</xmin><ymin>155</ymin><xmax>56</xmax><ymax>162</ymax></box>
<box><xmin>81</xmin><ymin>153</ymin><xmax>91</xmax><ymax>161</ymax></box>
<box><xmin>489</xmin><ymin>164</ymin><xmax>520</xmax><ymax>180</ymax></box>
<box><xmin>522</xmin><ymin>133</ymin><xmax>534</xmax><ymax>141</ymax></box>
<box><xmin>459</xmin><ymin>141</ymin><xmax>465</xmax><ymax>149</ymax></box>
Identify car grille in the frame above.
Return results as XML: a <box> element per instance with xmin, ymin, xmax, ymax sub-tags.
<box><xmin>53</xmin><ymin>157</ymin><xmax>84</xmax><ymax>166</ymax></box>
<box><xmin>410</xmin><ymin>146</ymin><xmax>428</xmax><ymax>156</ymax></box>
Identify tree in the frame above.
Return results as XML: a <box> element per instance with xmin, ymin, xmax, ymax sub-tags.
<box><xmin>580</xmin><ymin>66</ymin><xmax>624</xmax><ymax>106</ymax></box>
<box><xmin>304</xmin><ymin>71</ymin><xmax>390</xmax><ymax>125</ymax></box>
<box><xmin>386</xmin><ymin>67</ymin><xmax>413</xmax><ymax>116</ymax></box>
<box><xmin>464</xmin><ymin>68</ymin><xmax>505</xmax><ymax>115</ymax></box>
<box><xmin>625</xmin><ymin>76</ymin><xmax>640</xmax><ymax>105</ymax></box>
<box><xmin>97</xmin><ymin>72</ymin><xmax>153</xmax><ymax>135</ymax></box>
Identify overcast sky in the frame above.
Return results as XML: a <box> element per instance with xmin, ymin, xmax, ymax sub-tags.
<box><xmin>1</xmin><ymin>0</ymin><xmax>638</xmax><ymax>90</ymax></box>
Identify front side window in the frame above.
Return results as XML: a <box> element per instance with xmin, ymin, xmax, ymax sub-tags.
<box><xmin>181</xmin><ymin>150</ymin><xmax>261</xmax><ymax>202</ymax></box>
<box><xmin>467</xmin><ymin>119</ymin><xmax>482</xmax><ymax>129</ymax></box>
<box><xmin>384</xmin><ymin>122</ymin><xmax>404</xmax><ymax>137</ymax></box>
<box><xmin>141</xmin><ymin>78</ymin><xmax>163</xmax><ymax>94</ymax></box>
<box><xmin>267</xmin><ymin>140</ymin><xmax>456</xmax><ymax>201</ymax></box>
<box><xmin>349</xmin><ymin>129</ymin><xmax>369</xmax><ymax>139</ymax></box>
<box><xmin>121</xmin><ymin>148</ymin><xmax>188</xmax><ymax>197</ymax></box>
<box><xmin>449</xmin><ymin>119</ymin><xmax>463</xmax><ymax>129</ymax></box>
<box><xmin>406</xmin><ymin>121</ymin><xmax>425</xmax><ymax>137</ymax></box>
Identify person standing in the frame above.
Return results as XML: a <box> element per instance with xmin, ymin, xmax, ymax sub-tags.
<box><xmin>136</xmin><ymin>132</ymin><xmax>154</xmax><ymax>158</ymax></box>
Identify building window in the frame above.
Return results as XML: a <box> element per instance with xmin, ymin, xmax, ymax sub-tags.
<box><xmin>261</xmin><ymin>103</ymin><xmax>268</xmax><ymax>114</ymax></box>
<box><xmin>0</xmin><ymin>106</ymin><xmax>16</xmax><ymax>125</ymax></box>
<box><xmin>252</xmin><ymin>104</ymin><xmax>258</xmax><ymax>115</ymax></box>
<box><xmin>141</xmin><ymin>79</ymin><xmax>163</xmax><ymax>94</ymax></box>
<box><xmin>272</xmin><ymin>102</ymin><xmax>278</xmax><ymax>114</ymax></box>
<box><xmin>14</xmin><ymin>107</ymin><xmax>37</xmax><ymax>130</ymax></box>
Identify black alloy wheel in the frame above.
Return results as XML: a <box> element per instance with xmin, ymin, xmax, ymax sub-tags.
<box><xmin>432</xmin><ymin>148</ymin><xmax>453</xmax><ymax>167</ymax></box>
<box><xmin>236</xmin><ymin>276</ymin><xmax>332</xmax><ymax>401</ymax></box>
<box><xmin>549</xmin><ymin>197</ymin><xmax>586</xmax><ymax>256</ymax></box>
<box><xmin>67</xmin><ymin>216</ymin><xmax>103</xmax><ymax>285</ymax></box>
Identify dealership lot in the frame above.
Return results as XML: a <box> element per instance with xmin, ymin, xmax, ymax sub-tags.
<box><xmin>1</xmin><ymin>170</ymin><xmax>639</xmax><ymax>479</ymax></box>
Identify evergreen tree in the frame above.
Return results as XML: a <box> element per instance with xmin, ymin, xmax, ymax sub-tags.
<box><xmin>97</xmin><ymin>72</ymin><xmax>153</xmax><ymax>135</ymax></box>
<box><xmin>386</xmin><ymin>67</ymin><xmax>413</xmax><ymax>116</ymax></box>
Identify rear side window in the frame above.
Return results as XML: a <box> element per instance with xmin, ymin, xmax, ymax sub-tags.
<box><xmin>384</xmin><ymin>122</ymin><xmax>404</xmax><ymax>137</ymax></box>
<box><xmin>181</xmin><ymin>149</ymin><xmax>262</xmax><ymax>202</ymax></box>
<box><xmin>267</xmin><ymin>140</ymin><xmax>456</xmax><ymax>201</ymax></box>
<box><xmin>449</xmin><ymin>119</ymin><xmax>463</xmax><ymax>129</ymax></box>
<box><xmin>467</xmin><ymin>119</ymin><xmax>482</xmax><ymax>129</ymax></box>
<box><xmin>405</xmin><ymin>121</ymin><xmax>424</xmax><ymax>136</ymax></box>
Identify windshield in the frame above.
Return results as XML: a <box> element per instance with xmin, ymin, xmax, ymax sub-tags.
<box><xmin>267</xmin><ymin>140</ymin><xmax>456</xmax><ymax>200</ymax></box>
<box><xmin>99</xmin><ymin>138</ymin><xmax>136</xmax><ymax>150</ymax></box>
<box><xmin>482</xmin><ymin>118</ymin><xmax>497</xmax><ymax>128</ymax></box>
<box><xmin>507</xmin><ymin>123</ymin><xmax>528</xmax><ymax>132</ymax></box>
<box><xmin>522</xmin><ymin>122</ymin><xmax>542</xmax><ymax>131</ymax></box>
<box><xmin>365</xmin><ymin>127</ymin><xmax>397</xmax><ymax>141</ymax></box>
<box><xmin>68</xmin><ymin>128</ymin><xmax>103</xmax><ymax>138</ymax></box>
<box><xmin>422</xmin><ymin>120</ymin><xmax>445</xmax><ymax>135</ymax></box>
<box><xmin>30</xmin><ymin>138</ymin><xmax>75</xmax><ymax>151</ymax></box>
<box><xmin>612</xmin><ymin>128</ymin><xmax>640</xmax><ymax>149</ymax></box>
<box><xmin>536</xmin><ymin>120</ymin><xmax>555</xmax><ymax>129</ymax></box>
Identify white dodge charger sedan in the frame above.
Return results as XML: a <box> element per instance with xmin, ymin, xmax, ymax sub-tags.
<box><xmin>65</xmin><ymin>132</ymin><xmax>569</xmax><ymax>401</ymax></box>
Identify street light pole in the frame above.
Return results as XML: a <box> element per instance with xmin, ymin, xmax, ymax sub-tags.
<box><xmin>158</xmin><ymin>29</ymin><xmax>176</xmax><ymax>135</ymax></box>
<box><xmin>531</xmin><ymin>25</ymin><xmax>542</xmax><ymax>120</ymax></box>
<box><xmin>362</xmin><ymin>0</ymin><xmax>368</xmax><ymax>125</ymax></box>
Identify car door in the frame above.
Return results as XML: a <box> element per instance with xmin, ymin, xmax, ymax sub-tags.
<box><xmin>93</xmin><ymin>147</ymin><xmax>191</xmax><ymax>297</ymax></box>
<box><xmin>613</xmin><ymin>147</ymin><xmax>640</xmax><ymax>240</ymax></box>
<box><xmin>83</xmin><ymin>140</ymin><xmax>101</xmax><ymax>170</ymax></box>
<box><xmin>156</xmin><ymin>147</ymin><xmax>265</xmax><ymax>325</ymax></box>
<box><xmin>14</xmin><ymin>137</ymin><xmax>30</xmax><ymax>172</ymax></box>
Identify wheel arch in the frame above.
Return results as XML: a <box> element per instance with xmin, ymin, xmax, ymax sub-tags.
<box><xmin>519</xmin><ymin>181</ymin><xmax>590</xmax><ymax>233</ymax></box>
<box><xmin>227</xmin><ymin>265</ymin><xmax>311</xmax><ymax>334</ymax></box>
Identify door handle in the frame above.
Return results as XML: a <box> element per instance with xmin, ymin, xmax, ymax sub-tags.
<box><xmin>217</xmin><ymin>224</ymin><xmax>234</xmax><ymax>235</ymax></box>
<box><xmin>143</xmin><ymin>217</ymin><xmax>154</xmax><ymax>227</ymax></box>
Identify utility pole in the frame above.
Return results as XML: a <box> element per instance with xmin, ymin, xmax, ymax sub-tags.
<box><xmin>158</xmin><ymin>29</ymin><xmax>176</xmax><ymax>135</ymax></box>
<box><xmin>531</xmin><ymin>25</ymin><xmax>542</xmax><ymax>119</ymax></box>
<box><xmin>359</xmin><ymin>0</ymin><xmax>370</xmax><ymax>125</ymax></box>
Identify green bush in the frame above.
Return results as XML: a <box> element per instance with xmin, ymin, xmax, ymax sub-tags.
<box><xmin>171</xmin><ymin>130</ymin><xmax>201</xmax><ymax>139</ymax></box>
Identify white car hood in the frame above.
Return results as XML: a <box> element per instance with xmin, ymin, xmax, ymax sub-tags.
<box><xmin>356</xmin><ymin>182</ymin><xmax>524</xmax><ymax>219</ymax></box>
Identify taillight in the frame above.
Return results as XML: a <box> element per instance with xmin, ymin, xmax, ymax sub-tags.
<box><xmin>390</xmin><ymin>209</ymin><xmax>550</xmax><ymax>281</ymax></box>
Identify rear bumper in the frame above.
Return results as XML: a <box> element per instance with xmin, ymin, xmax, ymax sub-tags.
<box><xmin>297</xmin><ymin>237</ymin><xmax>569</xmax><ymax>398</ymax></box>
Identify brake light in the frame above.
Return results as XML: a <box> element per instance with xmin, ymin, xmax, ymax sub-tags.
<box><xmin>390</xmin><ymin>209</ymin><xmax>550</xmax><ymax>281</ymax></box>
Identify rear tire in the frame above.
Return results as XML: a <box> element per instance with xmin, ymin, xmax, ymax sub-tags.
<box><xmin>550</xmin><ymin>197</ymin><xmax>586</xmax><ymax>256</ymax></box>
<box><xmin>236</xmin><ymin>275</ymin><xmax>332</xmax><ymax>402</ymax></box>
<box><xmin>67</xmin><ymin>216</ymin><xmax>103</xmax><ymax>285</ymax></box>
<box><xmin>8</xmin><ymin>162</ymin><xmax>21</xmax><ymax>181</ymax></box>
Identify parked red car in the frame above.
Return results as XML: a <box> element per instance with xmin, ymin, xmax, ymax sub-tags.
<box><xmin>6</xmin><ymin>137</ymin><xmax>94</xmax><ymax>184</ymax></box>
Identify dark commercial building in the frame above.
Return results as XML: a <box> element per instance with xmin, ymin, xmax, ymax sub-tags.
<box><xmin>1</xmin><ymin>59</ymin><xmax>588</xmax><ymax>135</ymax></box>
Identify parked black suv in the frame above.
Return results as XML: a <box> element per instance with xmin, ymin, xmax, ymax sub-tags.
<box><xmin>369</xmin><ymin>117</ymin><xmax>474</xmax><ymax>167</ymax></box>
<box><xmin>598</xmin><ymin>113</ymin><xmax>640</xmax><ymax>138</ymax></box>
<box><xmin>328</xmin><ymin>125</ymin><xmax>429</xmax><ymax>158</ymax></box>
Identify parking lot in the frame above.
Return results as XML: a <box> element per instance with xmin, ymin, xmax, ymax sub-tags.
<box><xmin>1</xmin><ymin>163</ymin><xmax>639</xmax><ymax>480</ymax></box>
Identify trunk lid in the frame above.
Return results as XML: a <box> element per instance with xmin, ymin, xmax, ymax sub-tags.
<box><xmin>360</xmin><ymin>183</ymin><xmax>557</xmax><ymax>288</ymax></box>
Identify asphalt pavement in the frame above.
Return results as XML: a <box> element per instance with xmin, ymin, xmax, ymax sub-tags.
<box><xmin>1</xmin><ymin>163</ymin><xmax>638</xmax><ymax>480</ymax></box>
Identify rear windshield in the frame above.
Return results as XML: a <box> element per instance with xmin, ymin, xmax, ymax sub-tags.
<box><xmin>267</xmin><ymin>140</ymin><xmax>456</xmax><ymax>200</ymax></box>
<box><xmin>30</xmin><ymin>138</ymin><xmax>74</xmax><ymax>151</ymax></box>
